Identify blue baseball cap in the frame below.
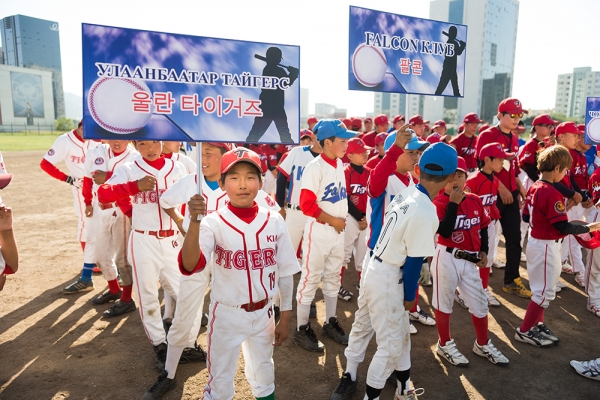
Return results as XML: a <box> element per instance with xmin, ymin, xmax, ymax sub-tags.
<box><xmin>313</xmin><ymin>119</ymin><xmax>356</xmax><ymax>141</ymax></box>
<box><xmin>418</xmin><ymin>142</ymin><xmax>458</xmax><ymax>176</ymax></box>
<box><xmin>384</xmin><ymin>130</ymin><xmax>429</xmax><ymax>152</ymax></box>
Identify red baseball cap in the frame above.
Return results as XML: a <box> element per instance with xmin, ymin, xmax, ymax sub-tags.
<box><xmin>221</xmin><ymin>147</ymin><xmax>262</xmax><ymax>174</ymax></box>
<box><xmin>479</xmin><ymin>123</ymin><xmax>490</xmax><ymax>133</ymax></box>
<box><xmin>307</xmin><ymin>116</ymin><xmax>318</xmax><ymax>125</ymax></box>
<box><xmin>363</xmin><ymin>117</ymin><xmax>373</xmax><ymax>123</ymax></box>
<box><xmin>374</xmin><ymin>114</ymin><xmax>389</xmax><ymax>126</ymax></box>
<box><xmin>426</xmin><ymin>133</ymin><xmax>442</xmax><ymax>144</ymax></box>
<box><xmin>532</xmin><ymin>114</ymin><xmax>558</xmax><ymax>126</ymax></box>
<box><xmin>479</xmin><ymin>142</ymin><xmax>515</xmax><ymax>160</ymax></box>
<box><xmin>351</xmin><ymin>118</ymin><xmax>363</xmax><ymax>130</ymax></box>
<box><xmin>375</xmin><ymin>132</ymin><xmax>388</xmax><ymax>145</ymax></box>
<box><xmin>463</xmin><ymin>113</ymin><xmax>482</xmax><ymax>124</ymax></box>
<box><xmin>346</xmin><ymin>137</ymin><xmax>371</xmax><ymax>154</ymax></box>
<box><xmin>392</xmin><ymin>114</ymin><xmax>405</xmax><ymax>124</ymax></box>
<box><xmin>434</xmin><ymin>120</ymin><xmax>446</xmax><ymax>128</ymax></box>
<box><xmin>498</xmin><ymin>98</ymin><xmax>528</xmax><ymax>114</ymax></box>
<box><xmin>0</xmin><ymin>173</ymin><xmax>13</xmax><ymax>189</ymax></box>
<box><xmin>578</xmin><ymin>124</ymin><xmax>585</xmax><ymax>132</ymax></box>
<box><xmin>596</xmin><ymin>145</ymin><xmax>600</xmax><ymax>152</ymax></box>
<box><xmin>458</xmin><ymin>123</ymin><xmax>465</xmax><ymax>133</ymax></box>
<box><xmin>409</xmin><ymin>115</ymin><xmax>424</xmax><ymax>125</ymax></box>
<box><xmin>207</xmin><ymin>142</ymin><xmax>234</xmax><ymax>151</ymax></box>
<box><xmin>555</xmin><ymin>121</ymin><xmax>584</xmax><ymax>136</ymax></box>
<box><xmin>456</xmin><ymin>157</ymin><xmax>467</xmax><ymax>173</ymax></box>
<box><xmin>300</xmin><ymin>129</ymin><xmax>314</xmax><ymax>139</ymax></box>
<box><xmin>341</xmin><ymin>118</ymin><xmax>352</xmax><ymax>128</ymax></box>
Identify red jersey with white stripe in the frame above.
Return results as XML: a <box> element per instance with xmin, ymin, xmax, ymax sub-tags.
<box><xmin>84</xmin><ymin>144</ymin><xmax>138</xmax><ymax>195</ymax></box>
<box><xmin>523</xmin><ymin>180</ymin><xmax>568</xmax><ymax>240</ymax></box>
<box><xmin>476</xmin><ymin>127</ymin><xmax>521</xmax><ymax>191</ymax></box>
<box><xmin>434</xmin><ymin>192</ymin><xmax>491</xmax><ymax>252</ymax></box>
<box><xmin>277</xmin><ymin>145</ymin><xmax>317</xmax><ymax>206</ymax></box>
<box><xmin>102</xmin><ymin>158</ymin><xmax>187</xmax><ymax>231</ymax></box>
<box><xmin>344</xmin><ymin>163</ymin><xmax>370</xmax><ymax>214</ymax></box>
<box><xmin>570</xmin><ymin>148</ymin><xmax>589</xmax><ymax>191</ymax></box>
<box><xmin>450</xmin><ymin>133</ymin><xmax>478</xmax><ymax>169</ymax></box>
<box><xmin>189</xmin><ymin>205</ymin><xmax>300</xmax><ymax>306</ymax></box>
<box><xmin>518</xmin><ymin>138</ymin><xmax>541</xmax><ymax>168</ymax></box>
<box><xmin>43</xmin><ymin>130</ymin><xmax>99</xmax><ymax>178</ymax></box>
<box><xmin>589</xmin><ymin>168</ymin><xmax>600</xmax><ymax>203</ymax></box>
<box><xmin>465</xmin><ymin>171</ymin><xmax>501</xmax><ymax>220</ymax></box>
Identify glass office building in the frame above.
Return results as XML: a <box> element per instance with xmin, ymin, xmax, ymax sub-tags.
<box><xmin>1</xmin><ymin>15</ymin><xmax>64</xmax><ymax>118</ymax></box>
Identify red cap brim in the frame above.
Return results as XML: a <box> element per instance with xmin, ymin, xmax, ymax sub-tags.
<box><xmin>0</xmin><ymin>173</ymin><xmax>13</xmax><ymax>189</ymax></box>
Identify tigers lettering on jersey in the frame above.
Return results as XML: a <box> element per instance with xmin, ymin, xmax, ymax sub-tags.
<box><xmin>214</xmin><ymin>245</ymin><xmax>276</xmax><ymax>270</ymax></box>
<box><xmin>350</xmin><ymin>184</ymin><xmax>367</xmax><ymax>195</ymax></box>
<box><xmin>133</xmin><ymin>188</ymin><xmax>167</xmax><ymax>204</ymax></box>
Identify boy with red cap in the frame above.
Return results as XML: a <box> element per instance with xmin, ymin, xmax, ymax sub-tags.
<box><xmin>392</xmin><ymin>115</ymin><xmax>406</xmax><ymax>133</ymax></box>
<box><xmin>308</xmin><ymin>116</ymin><xmax>319</xmax><ymax>131</ymax></box>
<box><xmin>362</xmin><ymin>114</ymin><xmax>389</xmax><ymax>147</ymax></box>
<box><xmin>351</xmin><ymin>118</ymin><xmax>363</xmax><ymax>133</ymax></box>
<box><xmin>432</xmin><ymin>156</ymin><xmax>509</xmax><ymax>367</ymax></box>
<box><xmin>341</xmin><ymin>138</ymin><xmax>371</xmax><ymax>298</ymax></box>
<box><xmin>163</xmin><ymin>147</ymin><xmax>299</xmax><ymax>400</ymax></box>
<box><xmin>450</xmin><ymin>113</ymin><xmax>481</xmax><ymax>176</ymax></box>
<box><xmin>464</xmin><ymin>143</ymin><xmax>516</xmax><ymax>307</ymax></box>
<box><xmin>365</xmin><ymin>133</ymin><xmax>388</xmax><ymax>169</ymax></box>
<box><xmin>363</xmin><ymin>117</ymin><xmax>373</xmax><ymax>134</ymax></box>
<box><xmin>409</xmin><ymin>115</ymin><xmax>425</xmax><ymax>139</ymax></box>
<box><xmin>476</xmin><ymin>98</ymin><xmax>530</xmax><ymax>298</ymax></box>
<box><xmin>434</xmin><ymin>120</ymin><xmax>447</xmax><ymax>134</ymax></box>
<box><xmin>517</xmin><ymin>145</ymin><xmax>600</xmax><ymax>347</ymax></box>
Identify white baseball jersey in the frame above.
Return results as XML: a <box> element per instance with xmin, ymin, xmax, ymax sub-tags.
<box><xmin>84</xmin><ymin>144</ymin><xmax>138</xmax><ymax>194</ymax></box>
<box><xmin>277</xmin><ymin>145</ymin><xmax>318</xmax><ymax>206</ymax></box>
<box><xmin>198</xmin><ymin>206</ymin><xmax>299</xmax><ymax>306</ymax></box>
<box><xmin>168</xmin><ymin>152</ymin><xmax>196</xmax><ymax>174</ymax></box>
<box><xmin>0</xmin><ymin>151</ymin><xmax>7</xmax><ymax>174</ymax></box>
<box><xmin>44</xmin><ymin>130</ymin><xmax>99</xmax><ymax>178</ymax></box>
<box><xmin>106</xmin><ymin>158</ymin><xmax>187</xmax><ymax>231</ymax></box>
<box><xmin>373</xmin><ymin>185</ymin><xmax>438</xmax><ymax>266</ymax></box>
<box><xmin>301</xmin><ymin>155</ymin><xmax>348</xmax><ymax>219</ymax></box>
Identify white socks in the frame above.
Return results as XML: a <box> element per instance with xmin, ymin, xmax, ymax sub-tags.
<box><xmin>297</xmin><ymin>303</ymin><xmax>310</xmax><ymax>329</ymax></box>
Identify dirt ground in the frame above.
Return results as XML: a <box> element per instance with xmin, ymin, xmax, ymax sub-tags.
<box><xmin>0</xmin><ymin>150</ymin><xmax>599</xmax><ymax>400</ymax></box>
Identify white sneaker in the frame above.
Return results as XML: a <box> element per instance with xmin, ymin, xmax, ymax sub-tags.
<box><xmin>436</xmin><ymin>339</ymin><xmax>469</xmax><ymax>367</ymax></box>
<box><xmin>520</xmin><ymin>252</ymin><xmax>527</xmax><ymax>262</ymax></box>
<box><xmin>575</xmin><ymin>272</ymin><xmax>586</xmax><ymax>287</ymax></box>
<box><xmin>395</xmin><ymin>383</ymin><xmax>425</xmax><ymax>400</ymax></box>
<box><xmin>587</xmin><ymin>304</ymin><xmax>600</xmax><ymax>318</ymax></box>
<box><xmin>514</xmin><ymin>326</ymin><xmax>553</xmax><ymax>347</ymax></box>
<box><xmin>454</xmin><ymin>289</ymin><xmax>468</xmax><ymax>309</ymax></box>
<box><xmin>489</xmin><ymin>267</ymin><xmax>493</xmax><ymax>275</ymax></box>
<box><xmin>561</xmin><ymin>261</ymin><xmax>574</xmax><ymax>274</ymax></box>
<box><xmin>472</xmin><ymin>339</ymin><xmax>509</xmax><ymax>366</ymax></box>
<box><xmin>409</xmin><ymin>321</ymin><xmax>417</xmax><ymax>334</ymax></box>
<box><xmin>484</xmin><ymin>288</ymin><xmax>500</xmax><ymax>307</ymax></box>
<box><xmin>409</xmin><ymin>307</ymin><xmax>436</xmax><ymax>326</ymax></box>
<box><xmin>492</xmin><ymin>259</ymin><xmax>505</xmax><ymax>269</ymax></box>
<box><xmin>556</xmin><ymin>281</ymin><xmax>567</xmax><ymax>293</ymax></box>
<box><xmin>570</xmin><ymin>358</ymin><xmax>600</xmax><ymax>381</ymax></box>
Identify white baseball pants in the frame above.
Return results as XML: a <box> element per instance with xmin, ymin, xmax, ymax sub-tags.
<box><xmin>431</xmin><ymin>245</ymin><xmax>488</xmax><ymax>318</ymax></box>
<box><xmin>284</xmin><ymin>208</ymin><xmax>307</xmax><ymax>256</ymax></box>
<box><xmin>561</xmin><ymin>204</ymin><xmax>585</xmax><ymax>273</ymax></box>
<box><xmin>585</xmin><ymin>209</ymin><xmax>600</xmax><ymax>309</ymax></box>
<box><xmin>344</xmin><ymin>258</ymin><xmax>410</xmax><ymax>389</ymax></box>
<box><xmin>71</xmin><ymin>185</ymin><xmax>87</xmax><ymax>243</ymax></box>
<box><xmin>526</xmin><ymin>237</ymin><xmax>561</xmax><ymax>308</ymax></box>
<box><xmin>203</xmin><ymin>300</ymin><xmax>275</xmax><ymax>400</ymax></box>
<box><xmin>343</xmin><ymin>215</ymin><xmax>368</xmax><ymax>272</ymax></box>
<box><xmin>95</xmin><ymin>203</ymin><xmax>132</xmax><ymax>286</ymax></box>
<box><xmin>296</xmin><ymin>220</ymin><xmax>345</xmax><ymax>305</ymax></box>
<box><xmin>486</xmin><ymin>220</ymin><xmax>498</xmax><ymax>268</ymax></box>
<box><xmin>128</xmin><ymin>231</ymin><xmax>181</xmax><ymax>345</ymax></box>
<box><xmin>83</xmin><ymin>199</ymin><xmax>98</xmax><ymax>265</ymax></box>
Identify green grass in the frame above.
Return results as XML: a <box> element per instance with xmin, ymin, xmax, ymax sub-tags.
<box><xmin>0</xmin><ymin>132</ymin><xmax>61</xmax><ymax>151</ymax></box>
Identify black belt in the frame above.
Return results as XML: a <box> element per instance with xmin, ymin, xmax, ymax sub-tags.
<box><xmin>374</xmin><ymin>255</ymin><xmax>383</xmax><ymax>263</ymax></box>
<box><xmin>286</xmin><ymin>204</ymin><xmax>301</xmax><ymax>211</ymax></box>
<box><xmin>446</xmin><ymin>247</ymin><xmax>481</xmax><ymax>263</ymax></box>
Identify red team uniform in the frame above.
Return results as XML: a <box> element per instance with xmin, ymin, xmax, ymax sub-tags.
<box><xmin>343</xmin><ymin>161</ymin><xmax>370</xmax><ymax>281</ymax></box>
<box><xmin>450</xmin><ymin>134</ymin><xmax>478</xmax><ymax>171</ymax></box>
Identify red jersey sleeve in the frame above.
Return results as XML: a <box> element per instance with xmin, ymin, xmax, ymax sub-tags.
<box><xmin>519</xmin><ymin>139</ymin><xmax>539</xmax><ymax>167</ymax></box>
<box><xmin>589</xmin><ymin>169</ymin><xmax>600</xmax><ymax>203</ymax></box>
<box><xmin>97</xmin><ymin>181</ymin><xmax>140</xmax><ymax>203</ymax></box>
<box><xmin>367</xmin><ymin>144</ymin><xmax>403</xmax><ymax>198</ymax></box>
<box><xmin>40</xmin><ymin>159</ymin><xmax>68</xmax><ymax>181</ymax></box>
<box><xmin>178</xmin><ymin>249</ymin><xmax>207</xmax><ymax>276</ymax></box>
<box><xmin>83</xmin><ymin>177</ymin><xmax>93</xmax><ymax>206</ymax></box>
<box><xmin>299</xmin><ymin>189</ymin><xmax>321</xmax><ymax>218</ymax></box>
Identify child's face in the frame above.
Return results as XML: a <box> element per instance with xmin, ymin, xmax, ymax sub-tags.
<box><xmin>488</xmin><ymin>156</ymin><xmax>504</xmax><ymax>174</ymax></box>
<box><xmin>136</xmin><ymin>141</ymin><xmax>162</xmax><ymax>161</ymax></box>
<box><xmin>162</xmin><ymin>141</ymin><xmax>182</xmax><ymax>154</ymax></box>
<box><xmin>300</xmin><ymin>137</ymin><xmax>313</xmax><ymax>146</ymax></box>
<box><xmin>348</xmin><ymin>151</ymin><xmax>369</xmax><ymax>166</ymax></box>
<box><xmin>220</xmin><ymin>162</ymin><xmax>261</xmax><ymax>208</ymax></box>
<box><xmin>450</xmin><ymin>170</ymin><xmax>467</xmax><ymax>190</ymax></box>
<box><xmin>106</xmin><ymin>140</ymin><xmax>129</xmax><ymax>153</ymax></box>
<box><xmin>577</xmin><ymin>136</ymin><xmax>592</xmax><ymax>152</ymax></box>
<box><xmin>498</xmin><ymin>112</ymin><xmax>520</xmax><ymax>131</ymax></box>
<box><xmin>396</xmin><ymin>149</ymin><xmax>420</xmax><ymax>173</ymax></box>
<box><xmin>558</xmin><ymin>133</ymin><xmax>577</xmax><ymax>149</ymax></box>
<box><xmin>411</xmin><ymin>124</ymin><xmax>424</xmax><ymax>137</ymax></box>
<box><xmin>534</xmin><ymin>125</ymin><xmax>551</xmax><ymax>139</ymax></box>
<box><xmin>202</xmin><ymin>144</ymin><xmax>223</xmax><ymax>181</ymax></box>
<box><xmin>327</xmin><ymin>137</ymin><xmax>349</xmax><ymax>159</ymax></box>
<box><xmin>375</xmin><ymin>143</ymin><xmax>384</xmax><ymax>156</ymax></box>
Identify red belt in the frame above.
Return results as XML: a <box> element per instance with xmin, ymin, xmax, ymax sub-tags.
<box><xmin>240</xmin><ymin>298</ymin><xmax>269</xmax><ymax>312</ymax></box>
<box><xmin>134</xmin><ymin>229</ymin><xmax>177</xmax><ymax>239</ymax></box>
<box><xmin>98</xmin><ymin>202</ymin><xmax>116</xmax><ymax>210</ymax></box>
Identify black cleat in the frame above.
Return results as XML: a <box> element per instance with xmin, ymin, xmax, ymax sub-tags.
<box><xmin>322</xmin><ymin>317</ymin><xmax>349</xmax><ymax>345</ymax></box>
<box><xmin>293</xmin><ymin>322</ymin><xmax>325</xmax><ymax>352</ymax></box>
<box><xmin>103</xmin><ymin>299</ymin><xmax>136</xmax><ymax>317</ymax></box>
<box><xmin>154</xmin><ymin>342</ymin><xmax>168</xmax><ymax>371</ymax></box>
<box><xmin>179</xmin><ymin>342</ymin><xmax>206</xmax><ymax>364</ymax></box>
<box><xmin>91</xmin><ymin>289</ymin><xmax>121</xmax><ymax>305</ymax></box>
<box><xmin>330</xmin><ymin>372</ymin><xmax>357</xmax><ymax>400</ymax></box>
<box><xmin>141</xmin><ymin>370</ymin><xmax>176</xmax><ymax>400</ymax></box>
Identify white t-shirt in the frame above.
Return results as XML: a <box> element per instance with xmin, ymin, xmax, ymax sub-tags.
<box><xmin>44</xmin><ymin>131</ymin><xmax>99</xmax><ymax>178</ymax></box>
<box><xmin>301</xmin><ymin>155</ymin><xmax>348</xmax><ymax>219</ymax></box>
<box><xmin>372</xmin><ymin>185</ymin><xmax>438</xmax><ymax>266</ymax></box>
<box><xmin>277</xmin><ymin>146</ymin><xmax>318</xmax><ymax>206</ymax></box>
<box><xmin>199</xmin><ymin>206</ymin><xmax>299</xmax><ymax>307</ymax></box>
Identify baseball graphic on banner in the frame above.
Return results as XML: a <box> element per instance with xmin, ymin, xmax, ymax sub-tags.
<box><xmin>587</xmin><ymin>118</ymin><xmax>600</xmax><ymax>143</ymax></box>
<box><xmin>88</xmin><ymin>77</ymin><xmax>153</xmax><ymax>134</ymax></box>
<box><xmin>352</xmin><ymin>44</ymin><xmax>387</xmax><ymax>87</ymax></box>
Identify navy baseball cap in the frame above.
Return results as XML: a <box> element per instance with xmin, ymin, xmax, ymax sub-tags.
<box><xmin>313</xmin><ymin>119</ymin><xmax>356</xmax><ymax>141</ymax></box>
<box><xmin>418</xmin><ymin>143</ymin><xmax>458</xmax><ymax>176</ymax></box>
<box><xmin>384</xmin><ymin>131</ymin><xmax>429</xmax><ymax>152</ymax></box>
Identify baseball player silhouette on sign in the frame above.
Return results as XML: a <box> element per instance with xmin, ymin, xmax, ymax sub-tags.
<box><xmin>246</xmin><ymin>47</ymin><xmax>299</xmax><ymax>144</ymax></box>
<box><xmin>435</xmin><ymin>26</ymin><xmax>466</xmax><ymax>97</ymax></box>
